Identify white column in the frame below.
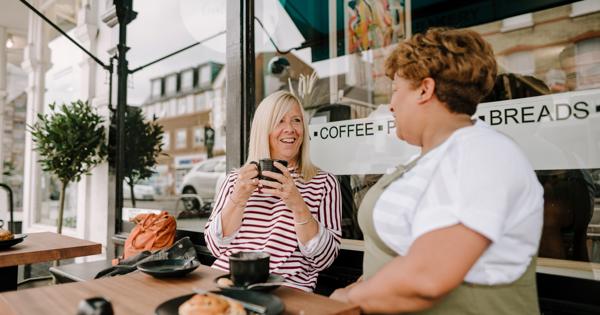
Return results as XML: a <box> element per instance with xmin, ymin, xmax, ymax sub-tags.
<box><xmin>22</xmin><ymin>1</ymin><xmax>50</xmax><ymax>232</ymax></box>
<box><xmin>0</xmin><ymin>27</ymin><xmax>7</xmax><ymax>182</ymax></box>
<box><xmin>74</xmin><ymin>0</ymin><xmax>109</xmax><ymax>260</ymax></box>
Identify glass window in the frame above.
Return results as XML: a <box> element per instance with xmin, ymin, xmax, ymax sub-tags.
<box><xmin>163</xmin><ymin>131</ymin><xmax>170</xmax><ymax>150</ymax></box>
<box><xmin>575</xmin><ymin>37</ymin><xmax>600</xmax><ymax>89</ymax></box>
<box><xmin>176</xmin><ymin>129</ymin><xmax>187</xmax><ymax>149</ymax></box>
<box><xmin>151</xmin><ymin>79</ymin><xmax>162</xmax><ymax>98</ymax></box>
<box><xmin>253</xmin><ymin>0</ymin><xmax>600</xmax><ymax>272</ymax></box>
<box><xmin>199</xmin><ymin>65</ymin><xmax>211</xmax><ymax>87</ymax></box>
<box><xmin>165</xmin><ymin>74</ymin><xmax>178</xmax><ymax>95</ymax></box>
<box><xmin>193</xmin><ymin>127</ymin><xmax>204</xmax><ymax>147</ymax></box>
<box><xmin>177</xmin><ymin>97</ymin><xmax>187</xmax><ymax>115</ymax></box>
<box><xmin>181</xmin><ymin>69</ymin><xmax>195</xmax><ymax>91</ymax></box>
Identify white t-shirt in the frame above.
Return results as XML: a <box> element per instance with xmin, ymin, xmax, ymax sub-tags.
<box><xmin>373</xmin><ymin>120</ymin><xmax>543</xmax><ymax>285</ymax></box>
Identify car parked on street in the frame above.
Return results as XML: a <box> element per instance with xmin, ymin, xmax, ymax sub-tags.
<box><xmin>180</xmin><ymin>156</ymin><xmax>226</xmax><ymax>210</ymax></box>
<box><xmin>123</xmin><ymin>181</ymin><xmax>156</xmax><ymax>201</ymax></box>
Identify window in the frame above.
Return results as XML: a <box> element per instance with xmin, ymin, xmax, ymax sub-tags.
<box><xmin>199</xmin><ymin>65</ymin><xmax>211</xmax><ymax>87</ymax></box>
<box><xmin>180</xmin><ymin>69</ymin><xmax>195</xmax><ymax>91</ymax></box>
<box><xmin>163</xmin><ymin>131</ymin><xmax>170</xmax><ymax>150</ymax></box>
<box><xmin>177</xmin><ymin>97</ymin><xmax>187</xmax><ymax>115</ymax></box>
<box><xmin>195</xmin><ymin>93</ymin><xmax>207</xmax><ymax>111</ymax></box>
<box><xmin>165</xmin><ymin>74</ymin><xmax>178</xmax><ymax>95</ymax></box>
<box><xmin>252</xmin><ymin>1</ymin><xmax>600</xmax><ymax>275</ymax></box>
<box><xmin>151</xmin><ymin>79</ymin><xmax>162</xmax><ymax>98</ymax></box>
<box><xmin>176</xmin><ymin>129</ymin><xmax>187</xmax><ymax>149</ymax></box>
<box><xmin>575</xmin><ymin>37</ymin><xmax>600</xmax><ymax>89</ymax></box>
<box><xmin>193</xmin><ymin>127</ymin><xmax>204</xmax><ymax>147</ymax></box>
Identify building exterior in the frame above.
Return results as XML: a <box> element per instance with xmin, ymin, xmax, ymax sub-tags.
<box><xmin>140</xmin><ymin>62</ymin><xmax>226</xmax><ymax>196</ymax></box>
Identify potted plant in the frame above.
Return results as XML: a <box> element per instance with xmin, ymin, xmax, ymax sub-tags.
<box><xmin>109</xmin><ymin>106</ymin><xmax>164</xmax><ymax>207</ymax></box>
<box><xmin>29</xmin><ymin>101</ymin><xmax>107</xmax><ymax>234</ymax></box>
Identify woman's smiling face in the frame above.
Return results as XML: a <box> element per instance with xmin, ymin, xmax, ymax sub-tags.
<box><xmin>269</xmin><ymin>102</ymin><xmax>304</xmax><ymax>164</ymax></box>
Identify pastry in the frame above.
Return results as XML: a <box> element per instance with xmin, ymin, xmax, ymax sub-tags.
<box><xmin>178</xmin><ymin>293</ymin><xmax>246</xmax><ymax>315</ymax></box>
<box><xmin>0</xmin><ymin>228</ymin><xmax>13</xmax><ymax>241</ymax></box>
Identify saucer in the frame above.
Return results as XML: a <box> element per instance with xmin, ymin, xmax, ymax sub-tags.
<box><xmin>137</xmin><ymin>259</ymin><xmax>200</xmax><ymax>278</ymax></box>
<box><xmin>215</xmin><ymin>273</ymin><xmax>285</xmax><ymax>292</ymax></box>
<box><xmin>0</xmin><ymin>234</ymin><xmax>27</xmax><ymax>250</ymax></box>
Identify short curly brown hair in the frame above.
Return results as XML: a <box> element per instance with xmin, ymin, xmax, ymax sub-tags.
<box><xmin>385</xmin><ymin>27</ymin><xmax>497</xmax><ymax>115</ymax></box>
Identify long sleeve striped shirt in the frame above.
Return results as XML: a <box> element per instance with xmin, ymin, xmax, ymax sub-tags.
<box><xmin>204</xmin><ymin>169</ymin><xmax>342</xmax><ymax>291</ymax></box>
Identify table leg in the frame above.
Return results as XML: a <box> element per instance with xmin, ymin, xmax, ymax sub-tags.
<box><xmin>0</xmin><ymin>266</ymin><xmax>18</xmax><ymax>292</ymax></box>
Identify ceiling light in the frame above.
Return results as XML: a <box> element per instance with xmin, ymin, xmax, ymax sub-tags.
<box><xmin>6</xmin><ymin>37</ymin><xmax>14</xmax><ymax>49</ymax></box>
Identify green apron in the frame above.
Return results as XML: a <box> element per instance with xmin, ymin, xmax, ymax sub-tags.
<box><xmin>358</xmin><ymin>160</ymin><xmax>540</xmax><ymax>315</ymax></box>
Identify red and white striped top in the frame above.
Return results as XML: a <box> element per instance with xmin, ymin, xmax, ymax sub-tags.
<box><xmin>204</xmin><ymin>169</ymin><xmax>342</xmax><ymax>291</ymax></box>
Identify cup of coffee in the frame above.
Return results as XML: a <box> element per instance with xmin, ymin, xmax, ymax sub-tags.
<box><xmin>229</xmin><ymin>251</ymin><xmax>270</xmax><ymax>287</ymax></box>
<box><xmin>258</xmin><ymin>159</ymin><xmax>288</xmax><ymax>182</ymax></box>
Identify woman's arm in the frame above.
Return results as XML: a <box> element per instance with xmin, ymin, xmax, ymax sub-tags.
<box><xmin>261</xmin><ymin>168</ymin><xmax>342</xmax><ymax>269</ymax></box>
<box><xmin>344</xmin><ymin>224</ymin><xmax>490</xmax><ymax>314</ymax></box>
<box><xmin>204</xmin><ymin>164</ymin><xmax>259</xmax><ymax>255</ymax></box>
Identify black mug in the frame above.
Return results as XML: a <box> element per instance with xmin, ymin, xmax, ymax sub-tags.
<box><xmin>77</xmin><ymin>297</ymin><xmax>114</xmax><ymax>315</ymax></box>
<box><xmin>256</xmin><ymin>159</ymin><xmax>288</xmax><ymax>182</ymax></box>
<box><xmin>229</xmin><ymin>251</ymin><xmax>270</xmax><ymax>287</ymax></box>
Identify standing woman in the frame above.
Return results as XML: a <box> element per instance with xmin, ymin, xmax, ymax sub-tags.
<box><xmin>331</xmin><ymin>28</ymin><xmax>543</xmax><ymax>314</ymax></box>
<box><xmin>205</xmin><ymin>91</ymin><xmax>342</xmax><ymax>292</ymax></box>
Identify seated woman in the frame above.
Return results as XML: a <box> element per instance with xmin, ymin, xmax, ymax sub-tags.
<box><xmin>204</xmin><ymin>91</ymin><xmax>342</xmax><ymax>292</ymax></box>
<box><xmin>331</xmin><ymin>28</ymin><xmax>544</xmax><ymax>314</ymax></box>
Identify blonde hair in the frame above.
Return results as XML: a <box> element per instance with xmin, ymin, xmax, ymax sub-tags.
<box><xmin>246</xmin><ymin>91</ymin><xmax>318</xmax><ymax>180</ymax></box>
<box><xmin>385</xmin><ymin>27</ymin><xmax>497</xmax><ymax>115</ymax></box>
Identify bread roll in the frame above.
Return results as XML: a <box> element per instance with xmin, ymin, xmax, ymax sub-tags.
<box><xmin>178</xmin><ymin>294</ymin><xmax>247</xmax><ymax>315</ymax></box>
<box><xmin>0</xmin><ymin>228</ymin><xmax>13</xmax><ymax>241</ymax></box>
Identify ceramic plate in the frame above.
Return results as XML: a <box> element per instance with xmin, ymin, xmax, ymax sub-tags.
<box><xmin>137</xmin><ymin>259</ymin><xmax>200</xmax><ymax>278</ymax></box>
<box><xmin>215</xmin><ymin>274</ymin><xmax>285</xmax><ymax>292</ymax></box>
<box><xmin>155</xmin><ymin>291</ymin><xmax>284</xmax><ymax>315</ymax></box>
<box><xmin>0</xmin><ymin>234</ymin><xmax>27</xmax><ymax>250</ymax></box>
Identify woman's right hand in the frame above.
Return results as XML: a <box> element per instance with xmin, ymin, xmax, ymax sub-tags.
<box><xmin>230</xmin><ymin>162</ymin><xmax>260</xmax><ymax>206</ymax></box>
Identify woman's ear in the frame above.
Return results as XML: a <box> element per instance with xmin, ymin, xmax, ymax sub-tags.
<box><xmin>418</xmin><ymin>78</ymin><xmax>436</xmax><ymax>103</ymax></box>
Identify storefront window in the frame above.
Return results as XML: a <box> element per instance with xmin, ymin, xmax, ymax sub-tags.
<box><xmin>253</xmin><ymin>0</ymin><xmax>600</xmax><ymax>270</ymax></box>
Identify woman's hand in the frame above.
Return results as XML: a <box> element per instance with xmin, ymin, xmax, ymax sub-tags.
<box><xmin>330</xmin><ymin>277</ymin><xmax>362</xmax><ymax>303</ymax></box>
<box><xmin>260</xmin><ymin>162</ymin><xmax>305</xmax><ymax>212</ymax></box>
<box><xmin>231</xmin><ymin>162</ymin><xmax>260</xmax><ymax>206</ymax></box>
<box><xmin>330</xmin><ymin>287</ymin><xmax>351</xmax><ymax>303</ymax></box>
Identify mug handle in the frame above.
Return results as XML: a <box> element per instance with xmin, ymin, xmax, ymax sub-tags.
<box><xmin>0</xmin><ymin>219</ymin><xmax>4</xmax><ymax>229</ymax></box>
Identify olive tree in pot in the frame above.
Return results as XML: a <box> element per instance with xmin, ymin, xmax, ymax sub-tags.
<box><xmin>108</xmin><ymin>106</ymin><xmax>164</xmax><ymax>207</ymax></box>
<box><xmin>29</xmin><ymin>101</ymin><xmax>107</xmax><ymax>234</ymax></box>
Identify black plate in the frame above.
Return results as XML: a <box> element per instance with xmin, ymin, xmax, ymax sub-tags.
<box><xmin>137</xmin><ymin>259</ymin><xmax>200</xmax><ymax>278</ymax></box>
<box><xmin>215</xmin><ymin>274</ymin><xmax>285</xmax><ymax>292</ymax></box>
<box><xmin>155</xmin><ymin>291</ymin><xmax>284</xmax><ymax>315</ymax></box>
<box><xmin>0</xmin><ymin>234</ymin><xmax>27</xmax><ymax>250</ymax></box>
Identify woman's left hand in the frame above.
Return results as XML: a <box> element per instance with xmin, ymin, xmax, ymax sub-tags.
<box><xmin>260</xmin><ymin>162</ymin><xmax>305</xmax><ymax>212</ymax></box>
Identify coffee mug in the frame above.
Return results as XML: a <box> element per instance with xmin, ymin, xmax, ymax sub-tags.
<box><xmin>229</xmin><ymin>251</ymin><xmax>270</xmax><ymax>287</ymax></box>
<box><xmin>77</xmin><ymin>297</ymin><xmax>114</xmax><ymax>315</ymax></box>
<box><xmin>257</xmin><ymin>159</ymin><xmax>288</xmax><ymax>182</ymax></box>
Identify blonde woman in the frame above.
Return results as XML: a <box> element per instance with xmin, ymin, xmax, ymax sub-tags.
<box><xmin>205</xmin><ymin>91</ymin><xmax>342</xmax><ymax>292</ymax></box>
<box><xmin>331</xmin><ymin>28</ymin><xmax>543</xmax><ymax>314</ymax></box>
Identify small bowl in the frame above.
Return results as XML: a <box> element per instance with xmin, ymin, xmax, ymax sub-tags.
<box><xmin>229</xmin><ymin>251</ymin><xmax>270</xmax><ymax>287</ymax></box>
<box><xmin>137</xmin><ymin>259</ymin><xmax>199</xmax><ymax>278</ymax></box>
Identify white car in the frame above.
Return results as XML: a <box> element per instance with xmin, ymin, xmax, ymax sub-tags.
<box><xmin>123</xmin><ymin>182</ymin><xmax>156</xmax><ymax>201</ymax></box>
<box><xmin>180</xmin><ymin>156</ymin><xmax>227</xmax><ymax>209</ymax></box>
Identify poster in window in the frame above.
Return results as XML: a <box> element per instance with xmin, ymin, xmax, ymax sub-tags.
<box><xmin>346</xmin><ymin>0</ymin><xmax>405</xmax><ymax>54</ymax></box>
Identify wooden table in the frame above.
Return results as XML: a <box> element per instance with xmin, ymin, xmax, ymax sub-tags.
<box><xmin>0</xmin><ymin>232</ymin><xmax>102</xmax><ymax>292</ymax></box>
<box><xmin>0</xmin><ymin>264</ymin><xmax>360</xmax><ymax>315</ymax></box>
